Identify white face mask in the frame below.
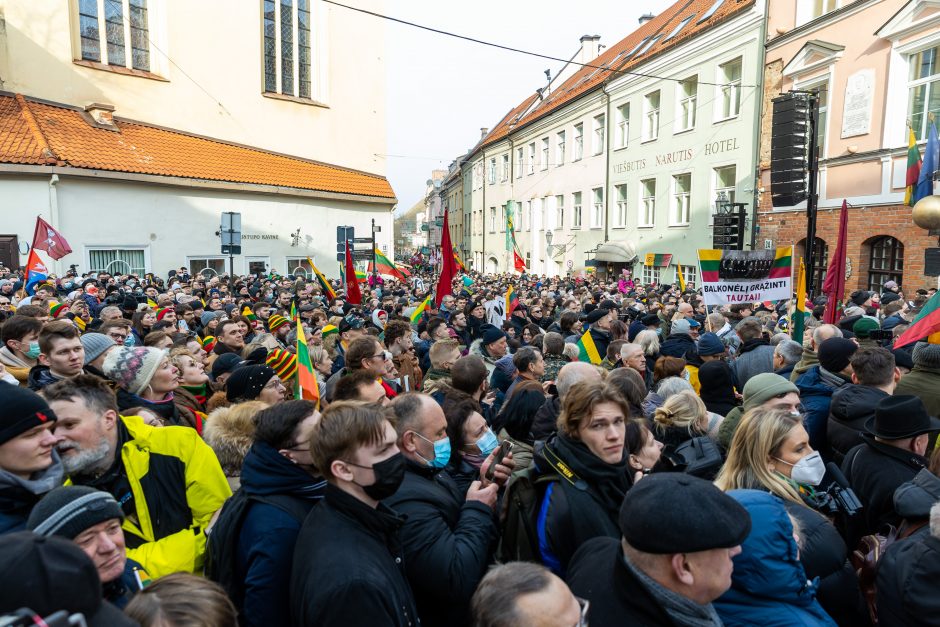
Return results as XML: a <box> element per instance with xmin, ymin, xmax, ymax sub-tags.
<box><xmin>775</xmin><ymin>451</ymin><xmax>826</xmax><ymax>486</ymax></box>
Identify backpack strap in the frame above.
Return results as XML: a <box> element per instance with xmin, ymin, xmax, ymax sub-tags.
<box><xmin>540</xmin><ymin>444</ymin><xmax>589</xmax><ymax>491</ymax></box>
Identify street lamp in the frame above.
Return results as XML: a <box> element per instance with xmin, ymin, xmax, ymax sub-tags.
<box><xmin>714</xmin><ymin>190</ymin><xmax>730</xmax><ymax>216</ymax></box>
<box><xmin>545</xmin><ymin>230</ymin><xmax>554</xmax><ymax>257</ymax></box>
<box><xmin>912</xmin><ymin>171</ymin><xmax>940</xmax><ymax>245</ymax></box>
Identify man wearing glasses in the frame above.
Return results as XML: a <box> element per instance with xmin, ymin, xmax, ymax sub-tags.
<box><xmin>324</xmin><ymin>336</ymin><xmax>397</xmax><ymax>403</ymax></box>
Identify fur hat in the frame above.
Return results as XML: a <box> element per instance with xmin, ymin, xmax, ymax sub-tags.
<box><xmin>102</xmin><ymin>346</ymin><xmax>165</xmax><ymax>396</ymax></box>
<box><xmin>202</xmin><ymin>401</ymin><xmax>266</xmax><ymax>479</ymax></box>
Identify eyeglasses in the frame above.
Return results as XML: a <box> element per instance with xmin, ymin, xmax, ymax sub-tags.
<box><xmin>574</xmin><ymin>596</ymin><xmax>590</xmax><ymax>627</ymax></box>
<box><xmin>370</xmin><ymin>353</ymin><xmax>388</xmax><ymax>361</ymax></box>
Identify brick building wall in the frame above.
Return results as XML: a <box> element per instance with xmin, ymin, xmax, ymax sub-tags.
<box><xmin>757</xmin><ymin>199</ymin><xmax>937</xmax><ymax>298</ymax></box>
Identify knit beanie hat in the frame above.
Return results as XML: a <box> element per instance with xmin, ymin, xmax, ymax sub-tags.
<box><xmin>0</xmin><ymin>384</ymin><xmax>57</xmax><ymax>445</ymax></box>
<box><xmin>842</xmin><ymin>306</ymin><xmax>866</xmax><ymax>319</ymax></box>
<box><xmin>211</xmin><ymin>352</ymin><xmax>243</xmax><ymax>380</ymax></box>
<box><xmin>268</xmin><ymin>314</ymin><xmax>289</xmax><ymax>332</ymax></box>
<box><xmin>742</xmin><ymin>373</ymin><xmax>799</xmax><ymax>412</ymax></box>
<box><xmin>79</xmin><ymin>333</ymin><xmax>115</xmax><ymax>366</ymax></box>
<box><xmin>225</xmin><ymin>364</ymin><xmax>276</xmax><ymax>402</ymax></box>
<box><xmin>49</xmin><ymin>302</ymin><xmax>67</xmax><ymax>319</ymax></box>
<box><xmin>818</xmin><ymin>337</ymin><xmax>858</xmax><ymax>373</ymax></box>
<box><xmin>671</xmin><ymin>319</ymin><xmax>692</xmax><ymax>335</ymax></box>
<box><xmin>850</xmin><ymin>290</ymin><xmax>872</xmax><ymax>306</ymax></box>
<box><xmin>697</xmin><ymin>332</ymin><xmax>725</xmax><ymax>356</ymax></box>
<box><xmin>102</xmin><ymin>346</ymin><xmax>165</xmax><ymax>396</ymax></box>
<box><xmin>26</xmin><ymin>486</ymin><xmax>123</xmax><ymax>539</ymax></box>
<box><xmin>912</xmin><ymin>341</ymin><xmax>940</xmax><ymax>369</ymax></box>
<box><xmin>200</xmin><ymin>311</ymin><xmax>218</xmax><ymax>327</ymax></box>
<box><xmin>266</xmin><ymin>348</ymin><xmax>297</xmax><ymax>381</ymax></box>
<box><xmin>852</xmin><ymin>316</ymin><xmax>880</xmax><ymax>339</ymax></box>
<box><xmin>482</xmin><ymin>325</ymin><xmax>507</xmax><ymax>346</ymax></box>
<box><xmin>156</xmin><ymin>307</ymin><xmax>172</xmax><ymax>321</ymax></box>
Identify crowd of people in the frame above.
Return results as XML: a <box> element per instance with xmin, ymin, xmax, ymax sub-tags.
<box><xmin>0</xmin><ymin>263</ymin><xmax>938</xmax><ymax>627</ymax></box>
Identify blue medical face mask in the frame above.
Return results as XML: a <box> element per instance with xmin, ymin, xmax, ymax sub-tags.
<box><xmin>476</xmin><ymin>429</ymin><xmax>499</xmax><ymax>457</ymax></box>
<box><xmin>123</xmin><ymin>335</ymin><xmax>135</xmax><ymax>347</ymax></box>
<box><xmin>414</xmin><ymin>431</ymin><xmax>451</xmax><ymax>469</ymax></box>
<box><xmin>23</xmin><ymin>341</ymin><xmax>41</xmax><ymax>360</ymax></box>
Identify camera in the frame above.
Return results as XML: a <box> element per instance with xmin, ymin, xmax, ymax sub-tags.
<box><xmin>868</xmin><ymin>329</ymin><xmax>894</xmax><ymax>342</ymax></box>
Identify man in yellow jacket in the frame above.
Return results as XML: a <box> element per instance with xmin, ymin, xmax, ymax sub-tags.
<box><xmin>44</xmin><ymin>374</ymin><xmax>231</xmax><ymax>578</ymax></box>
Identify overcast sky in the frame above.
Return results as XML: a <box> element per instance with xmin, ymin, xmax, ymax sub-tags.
<box><xmin>379</xmin><ymin>0</ymin><xmax>678</xmax><ymax>214</ymax></box>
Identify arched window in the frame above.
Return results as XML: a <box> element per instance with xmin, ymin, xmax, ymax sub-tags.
<box><xmin>868</xmin><ymin>236</ymin><xmax>904</xmax><ymax>292</ymax></box>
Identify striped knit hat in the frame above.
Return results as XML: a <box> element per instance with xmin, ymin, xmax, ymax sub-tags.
<box><xmin>49</xmin><ymin>302</ymin><xmax>67</xmax><ymax>318</ymax></box>
<box><xmin>27</xmin><ymin>486</ymin><xmax>123</xmax><ymax>539</ymax></box>
<box><xmin>156</xmin><ymin>307</ymin><xmax>173</xmax><ymax>321</ymax></box>
<box><xmin>200</xmin><ymin>335</ymin><xmax>217</xmax><ymax>353</ymax></box>
<box><xmin>268</xmin><ymin>314</ymin><xmax>290</xmax><ymax>332</ymax></box>
<box><xmin>321</xmin><ymin>324</ymin><xmax>338</xmax><ymax>338</ymax></box>
<box><xmin>265</xmin><ymin>348</ymin><xmax>298</xmax><ymax>382</ymax></box>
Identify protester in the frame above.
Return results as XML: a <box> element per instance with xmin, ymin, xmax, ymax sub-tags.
<box><xmin>697</xmin><ymin>360</ymin><xmax>739</xmax><ymax>417</ymax></box>
<box><xmin>202</xmin><ymin>400</ymin><xmax>265</xmax><ymax>491</ymax></box>
<box><xmin>713</xmin><ymin>490</ymin><xmax>837</xmax><ymax>626</ymax></box>
<box><xmin>894</xmin><ymin>341</ymin><xmax>940</xmax><ymax>417</ymax></box>
<box><xmin>731</xmin><ymin>317</ymin><xmax>775</xmax><ymax>387</ymax></box>
<box><xmin>124</xmin><ymin>572</ymin><xmax>238</xmax><ymax>627</ymax></box>
<box><xmin>29</xmin><ymin>319</ymin><xmax>85</xmax><ymax>390</ymax></box>
<box><xmin>290</xmin><ymin>401</ymin><xmax>419</xmax><ymax>626</ymax></box>
<box><xmin>717</xmin><ymin>372</ymin><xmax>800</xmax><ymax>451</ymax></box>
<box><xmin>471</xmin><ymin>562</ymin><xmax>585</xmax><ymax>627</ymax></box>
<box><xmin>652</xmin><ymin>390</ymin><xmax>709</xmax><ymax>449</ymax></box>
<box><xmin>0</xmin><ymin>314</ymin><xmax>43</xmax><ymax>385</ymax></box>
<box><xmin>567</xmin><ymin>473</ymin><xmax>750</xmax><ymax>627</ymax></box>
<box><xmin>796</xmin><ymin>336</ymin><xmax>857</xmax><ymax>454</ymax></box>
<box><xmin>875</xmin><ymin>501</ymin><xmax>940</xmax><ymax>626</ymax></box>
<box><xmin>0</xmin><ymin>384</ymin><xmax>63</xmax><ymax>533</ymax></box>
<box><xmin>791</xmin><ymin>324</ymin><xmax>843</xmax><ymax>382</ymax></box>
<box><xmin>26</xmin><ymin>485</ymin><xmax>146</xmax><ymax>609</ymax></box>
<box><xmin>45</xmin><ymin>375</ymin><xmax>231</xmax><ymax>577</ymax></box>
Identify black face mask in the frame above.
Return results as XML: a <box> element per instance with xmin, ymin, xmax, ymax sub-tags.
<box><xmin>351</xmin><ymin>452</ymin><xmax>405</xmax><ymax>501</ymax></box>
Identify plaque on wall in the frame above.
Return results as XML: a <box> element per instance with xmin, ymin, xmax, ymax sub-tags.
<box><xmin>841</xmin><ymin>69</ymin><xmax>874</xmax><ymax>139</ymax></box>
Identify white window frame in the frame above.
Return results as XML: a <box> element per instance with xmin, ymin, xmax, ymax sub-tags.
<box><xmin>676</xmin><ymin>263</ymin><xmax>697</xmax><ymax>288</ymax></box>
<box><xmin>524</xmin><ymin>200</ymin><xmax>531</xmax><ymax>231</ymax></box>
<box><xmin>556</xmin><ymin>130</ymin><xmax>566</xmax><ymax>165</ymax></box>
<box><xmin>555</xmin><ymin>194</ymin><xmax>565</xmax><ymax>228</ymax></box>
<box><xmin>541</xmin><ymin>137</ymin><xmax>550</xmax><ymax>170</ymax></box>
<box><xmin>574</xmin><ymin>123</ymin><xmax>584</xmax><ymax>160</ymax></box>
<box><xmin>717</xmin><ymin>58</ymin><xmax>743</xmax><ymax>120</ymax></box>
<box><xmin>643</xmin><ymin>91</ymin><xmax>660</xmax><ymax>141</ymax></box>
<box><xmin>286</xmin><ymin>256</ymin><xmax>314</xmax><ymax>277</ymax></box>
<box><xmin>87</xmin><ymin>245</ymin><xmax>150</xmax><ymax>275</ymax></box>
<box><xmin>501</xmin><ymin>154</ymin><xmax>510</xmax><ymax>181</ymax></box>
<box><xmin>615</xmin><ymin>103</ymin><xmax>630</xmax><ymax>149</ymax></box>
<box><xmin>615</xmin><ymin>184</ymin><xmax>627</xmax><ymax>228</ymax></box>
<box><xmin>712</xmin><ymin>164</ymin><xmax>737</xmax><ymax>226</ymax></box>
<box><xmin>188</xmin><ymin>256</ymin><xmax>227</xmax><ymax>277</ymax></box>
<box><xmin>592</xmin><ymin>114</ymin><xmax>606</xmax><ymax>155</ymax></box>
<box><xmin>676</xmin><ymin>76</ymin><xmax>698</xmax><ymax>132</ymax></box>
<box><xmin>572</xmin><ymin>191</ymin><xmax>582</xmax><ymax>228</ymax></box>
<box><xmin>640</xmin><ymin>179</ymin><xmax>656</xmax><ymax>227</ymax></box>
<box><xmin>73</xmin><ymin>0</ymin><xmax>166</xmax><ymax>74</ymax></box>
<box><xmin>795</xmin><ymin>74</ymin><xmax>830</xmax><ymax>156</ymax></box>
<box><xmin>527</xmin><ymin>142</ymin><xmax>536</xmax><ymax>175</ymax></box>
<box><xmin>641</xmin><ymin>265</ymin><xmax>661</xmax><ymax>285</ymax></box>
<box><xmin>906</xmin><ymin>44</ymin><xmax>940</xmax><ymax>141</ymax></box>
<box><xmin>591</xmin><ymin>187</ymin><xmax>604</xmax><ymax>228</ymax></box>
<box><xmin>516</xmin><ymin>147</ymin><xmax>524</xmax><ymax>178</ymax></box>
<box><xmin>490</xmin><ymin>207</ymin><xmax>497</xmax><ymax>233</ymax></box>
<box><xmin>259</xmin><ymin>0</ymin><xmax>325</xmax><ymax>101</ymax></box>
<box><xmin>488</xmin><ymin>158</ymin><xmax>497</xmax><ymax>185</ymax></box>
<box><xmin>671</xmin><ymin>172</ymin><xmax>692</xmax><ymax>226</ymax></box>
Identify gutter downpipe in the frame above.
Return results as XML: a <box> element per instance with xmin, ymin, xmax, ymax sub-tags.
<box><xmin>481</xmin><ymin>148</ymin><xmax>487</xmax><ymax>272</ymax></box>
<box><xmin>750</xmin><ymin>1</ymin><xmax>769</xmax><ymax>251</ymax></box>
<box><xmin>603</xmin><ymin>85</ymin><xmax>612</xmax><ymax>271</ymax></box>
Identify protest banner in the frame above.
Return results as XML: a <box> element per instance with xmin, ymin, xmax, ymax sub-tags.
<box><xmin>697</xmin><ymin>247</ymin><xmax>793</xmax><ymax>306</ymax></box>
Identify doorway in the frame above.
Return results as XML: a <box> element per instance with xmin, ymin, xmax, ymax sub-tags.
<box><xmin>245</xmin><ymin>256</ymin><xmax>270</xmax><ymax>277</ymax></box>
<box><xmin>0</xmin><ymin>236</ymin><xmax>19</xmax><ymax>271</ymax></box>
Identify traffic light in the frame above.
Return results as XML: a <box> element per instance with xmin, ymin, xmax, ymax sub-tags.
<box><xmin>770</xmin><ymin>93</ymin><xmax>812</xmax><ymax>208</ymax></box>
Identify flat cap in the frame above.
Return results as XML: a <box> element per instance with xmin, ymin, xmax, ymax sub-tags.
<box><xmin>619</xmin><ymin>473</ymin><xmax>751</xmax><ymax>554</ymax></box>
<box><xmin>585</xmin><ymin>308</ymin><xmax>610</xmax><ymax>324</ymax></box>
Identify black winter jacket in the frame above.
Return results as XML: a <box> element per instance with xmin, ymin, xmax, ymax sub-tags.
<box><xmin>289</xmin><ymin>484</ymin><xmax>418</xmax><ymax>627</ymax></box>
<box><xmin>876</xmin><ymin>534</ymin><xmax>940</xmax><ymax>627</ymax></box>
<box><xmin>529</xmin><ymin>395</ymin><xmax>561</xmax><ymax>441</ymax></box>
<box><xmin>783</xmin><ymin>501</ymin><xmax>867</xmax><ymax>626</ymax></box>
<box><xmin>383</xmin><ymin>460</ymin><xmax>497</xmax><ymax>627</ymax></box>
<box><xmin>567</xmin><ymin>536</ymin><xmax>679</xmax><ymax>627</ymax></box>
<box><xmin>827</xmin><ymin>385</ymin><xmax>889</xmax><ymax>465</ymax></box>
<box><xmin>659</xmin><ymin>333</ymin><xmax>696</xmax><ymax>359</ymax></box>
<box><xmin>842</xmin><ymin>436</ymin><xmax>929</xmax><ymax>543</ymax></box>
<box><xmin>892</xmin><ymin>468</ymin><xmax>940</xmax><ymax>541</ymax></box>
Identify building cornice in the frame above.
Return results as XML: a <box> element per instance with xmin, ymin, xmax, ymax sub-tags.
<box><xmin>766</xmin><ymin>0</ymin><xmax>882</xmax><ymax>50</ymax></box>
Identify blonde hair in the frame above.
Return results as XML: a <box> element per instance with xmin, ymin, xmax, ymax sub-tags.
<box><xmin>308</xmin><ymin>345</ymin><xmax>330</xmax><ymax>367</ymax></box>
<box><xmin>653</xmin><ymin>390</ymin><xmax>707</xmax><ymax>435</ymax></box>
<box><xmin>714</xmin><ymin>407</ymin><xmax>805</xmax><ymax>504</ymax></box>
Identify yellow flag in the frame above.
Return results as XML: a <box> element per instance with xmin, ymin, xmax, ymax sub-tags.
<box><xmin>677</xmin><ymin>263</ymin><xmax>686</xmax><ymax>292</ymax></box>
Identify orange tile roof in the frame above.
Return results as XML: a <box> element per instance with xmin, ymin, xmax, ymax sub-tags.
<box><xmin>480</xmin><ymin>0</ymin><xmax>756</xmax><ymax>151</ymax></box>
<box><xmin>0</xmin><ymin>93</ymin><xmax>396</xmax><ymax>200</ymax></box>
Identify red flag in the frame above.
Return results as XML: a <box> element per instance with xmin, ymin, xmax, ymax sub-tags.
<box><xmin>344</xmin><ymin>239</ymin><xmax>362</xmax><ymax>305</ymax></box>
<box><xmin>513</xmin><ymin>249</ymin><xmax>526</xmax><ymax>273</ymax></box>
<box><xmin>822</xmin><ymin>200</ymin><xmax>848</xmax><ymax>324</ymax></box>
<box><xmin>434</xmin><ymin>211</ymin><xmax>457</xmax><ymax>306</ymax></box>
<box><xmin>32</xmin><ymin>217</ymin><xmax>72</xmax><ymax>260</ymax></box>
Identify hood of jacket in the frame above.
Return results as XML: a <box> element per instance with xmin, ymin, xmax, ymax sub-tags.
<box><xmin>722</xmin><ymin>490</ymin><xmax>817</xmax><ymax>604</ymax></box>
<box><xmin>240</xmin><ymin>441</ymin><xmax>326</xmax><ymax>500</ymax></box>
<box><xmin>203</xmin><ymin>400</ymin><xmax>267</xmax><ymax>476</ymax></box>
<box><xmin>469</xmin><ymin>338</ymin><xmax>499</xmax><ymax>364</ymax></box>
<box><xmin>894</xmin><ymin>468</ymin><xmax>940</xmax><ymax>519</ymax></box>
<box><xmin>829</xmin><ymin>384</ymin><xmax>888</xmax><ymax>425</ymax></box>
<box><xmin>0</xmin><ymin>452</ymin><xmax>64</xmax><ymax>530</ymax></box>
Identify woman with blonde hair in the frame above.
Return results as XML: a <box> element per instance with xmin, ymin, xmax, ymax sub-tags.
<box><xmin>715</xmin><ymin>407</ymin><xmax>865</xmax><ymax>625</ymax></box>
<box><xmin>652</xmin><ymin>390</ymin><xmax>709</xmax><ymax>448</ymax></box>
<box><xmin>308</xmin><ymin>345</ymin><xmax>332</xmax><ymax>402</ymax></box>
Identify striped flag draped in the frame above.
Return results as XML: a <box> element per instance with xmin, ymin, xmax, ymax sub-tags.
<box><xmin>905</xmin><ymin>126</ymin><xmax>922</xmax><ymax>206</ymax></box>
<box><xmin>295</xmin><ymin>314</ymin><xmax>320</xmax><ymax>407</ymax></box>
<box><xmin>576</xmin><ymin>329</ymin><xmax>602</xmax><ymax>365</ymax></box>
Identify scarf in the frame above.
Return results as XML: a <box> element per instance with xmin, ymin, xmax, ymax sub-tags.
<box><xmin>181</xmin><ymin>383</ymin><xmax>209</xmax><ymax>406</ymax></box>
<box><xmin>549</xmin><ymin>434</ymin><xmax>630</xmax><ymax>523</ymax></box>
<box><xmin>425</xmin><ymin>367</ymin><xmax>450</xmax><ymax>382</ymax></box>
<box><xmin>623</xmin><ymin>552</ymin><xmax>724</xmax><ymax>627</ymax></box>
<box><xmin>817</xmin><ymin>366</ymin><xmax>851</xmax><ymax>390</ymax></box>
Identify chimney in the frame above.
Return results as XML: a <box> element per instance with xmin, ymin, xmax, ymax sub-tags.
<box><xmin>579</xmin><ymin>35</ymin><xmax>602</xmax><ymax>65</ymax></box>
<box><xmin>639</xmin><ymin>13</ymin><xmax>655</xmax><ymax>25</ymax></box>
<box><xmin>84</xmin><ymin>102</ymin><xmax>116</xmax><ymax>129</ymax></box>
<box><xmin>480</xmin><ymin>127</ymin><xmax>489</xmax><ymax>139</ymax></box>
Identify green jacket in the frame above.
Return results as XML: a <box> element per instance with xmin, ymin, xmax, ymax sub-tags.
<box><xmin>895</xmin><ymin>366</ymin><xmax>940</xmax><ymax>419</ymax></box>
<box><xmin>790</xmin><ymin>348</ymin><xmax>818</xmax><ymax>382</ymax></box>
